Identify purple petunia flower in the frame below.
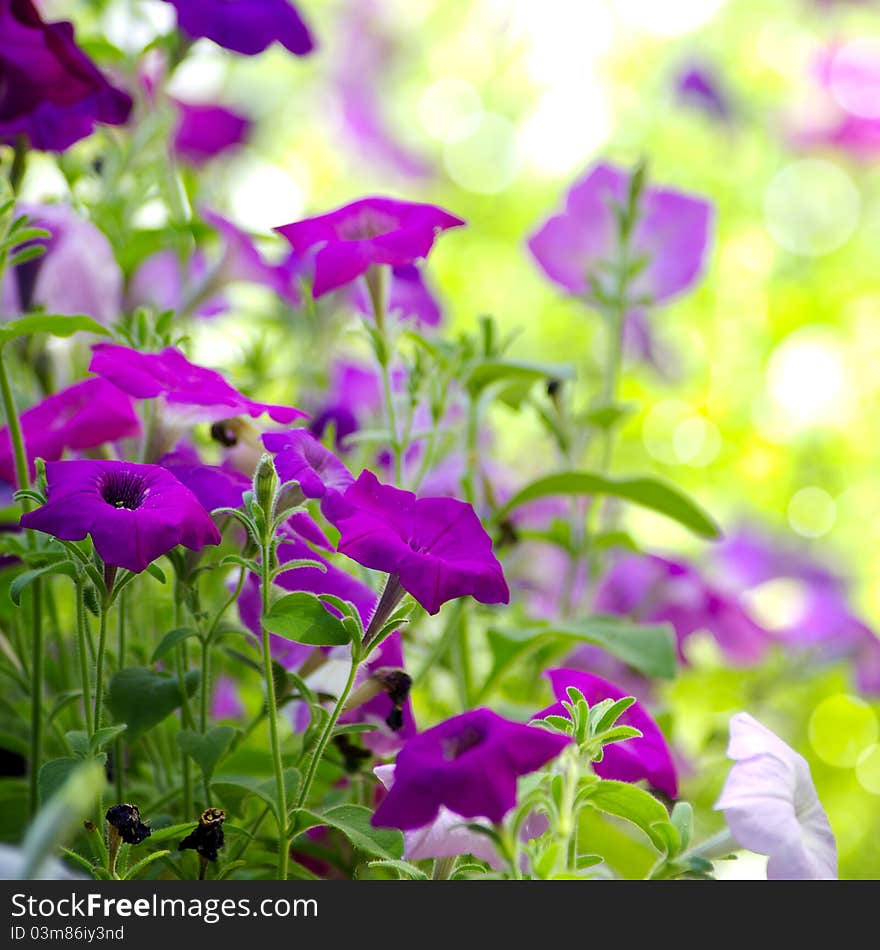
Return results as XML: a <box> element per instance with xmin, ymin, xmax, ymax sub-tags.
<box><xmin>350</xmin><ymin>263</ymin><xmax>443</xmax><ymax>326</ymax></box>
<box><xmin>528</xmin><ymin>162</ymin><xmax>712</xmax><ymax>304</ymax></box>
<box><xmin>1</xmin><ymin>203</ymin><xmax>123</xmax><ymax>325</ymax></box>
<box><xmin>674</xmin><ymin>63</ymin><xmax>732</xmax><ymax>120</ymax></box>
<box><xmin>596</xmin><ymin>553</ymin><xmax>769</xmax><ymax>666</ymax></box>
<box><xmin>172</xmin><ymin>101</ymin><xmax>252</xmax><ymax>166</ymax></box>
<box><xmin>274</xmin><ymin>197</ymin><xmax>465</xmax><ymax>298</ymax></box>
<box><xmin>161</xmin><ymin>0</ymin><xmax>314</xmax><ymax>57</ymax></box>
<box><xmin>371</xmin><ymin>707</ymin><xmax>571</xmax><ymax>830</ymax></box>
<box><xmin>261</xmin><ymin>429</ymin><xmax>353</xmax><ymax>500</ymax></box>
<box><xmin>306</xmin><ymin>360</ymin><xmax>383</xmax><ymax>451</ymax></box>
<box><xmin>323</xmin><ymin>469</ymin><xmax>509</xmax><ymax>616</ymax></box>
<box><xmin>0</xmin><ymin>378</ymin><xmax>141</xmax><ymax>487</ymax></box>
<box><xmin>714</xmin><ymin>712</ymin><xmax>837</xmax><ymax>880</ymax></box>
<box><xmin>536</xmin><ymin>668</ymin><xmax>678</xmax><ymax>798</ymax></box>
<box><xmin>211</xmin><ymin>674</ymin><xmax>245</xmax><ymax>720</ymax></box>
<box><xmin>88</xmin><ymin>343</ymin><xmax>306</xmax><ymax>426</ymax></box>
<box><xmin>156</xmin><ymin>444</ymin><xmax>251</xmax><ymax>513</ymax></box>
<box><xmin>20</xmin><ymin>460</ymin><xmax>221</xmax><ymax>573</ymax></box>
<box><xmin>0</xmin><ymin>0</ymin><xmax>132</xmax><ymax>151</ymax></box>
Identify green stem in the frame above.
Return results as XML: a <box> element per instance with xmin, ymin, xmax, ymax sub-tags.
<box><xmin>28</xmin><ymin>580</ymin><xmax>42</xmax><ymax>816</ymax></box>
<box><xmin>365</xmin><ymin>267</ymin><xmax>402</xmax><ymax>484</ymax></box>
<box><xmin>93</xmin><ymin>604</ymin><xmax>108</xmax><ymax>735</ymax></box>
<box><xmin>0</xmin><ymin>347</ymin><xmax>30</xmax><ymax>497</ymax></box>
<box><xmin>260</xmin><ymin>542</ymin><xmax>289</xmax><ymax>879</ymax></box>
<box><xmin>294</xmin><ymin>647</ymin><xmax>360</xmax><ymax>812</ymax></box>
<box><xmin>75</xmin><ymin>582</ymin><xmax>94</xmax><ymax>737</ymax></box>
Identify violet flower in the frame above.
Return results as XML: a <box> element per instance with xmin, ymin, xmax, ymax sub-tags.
<box><xmin>527</xmin><ymin>161</ymin><xmax>712</xmax><ymax>303</ymax></box>
<box><xmin>306</xmin><ymin>360</ymin><xmax>383</xmax><ymax>451</ymax></box>
<box><xmin>674</xmin><ymin>63</ymin><xmax>732</xmax><ymax>120</ymax></box>
<box><xmin>161</xmin><ymin>0</ymin><xmax>314</xmax><ymax>57</ymax></box>
<box><xmin>275</xmin><ymin>197</ymin><xmax>465</xmax><ymax>298</ymax></box>
<box><xmin>211</xmin><ymin>675</ymin><xmax>245</xmax><ymax>720</ymax></box>
<box><xmin>261</xmin><ymin>429</ymin><xmax>353</xmax><ymax>500</ymax></box>
<box><xmin>0</xmin><ymin>0</ymin><xmax>132</xmax><ymax>151</ymax></box>
<box><xmin>714</xmin><ymin>712</ymin><xmax>837</xmax><ymax>880</ymax></box>
<box><xmin>156</xmin><ymin>445</ymin><xmax>251</xmax><ymax>513</ymax></box>
<box><xmin>371</xmin><ymin>707</ymin><xmax>571</xmax><ymax>830</ymax></box>
<box><xmin>88</xmin><ymin>343</ymin><xmax>306</xmax><ymax>426</ymax></box>
<box><xmin>351</xmin><ymin>263</ymin><xmax>443</xmax><ymax>326</ymax></box>
<box><xmin>536</xmin><ymin>668</ymin><xmax>678</xmax><ymax>798</ymax></box>
<box><xmin>172</xmin><ymin>101</ymin><xmax>252</xmax><ymax>167</ymax></box>
<box><xmin>596</xmin><ymin>552</ymin><xmax>769</xmax><ymax>666</ymax></box>
<box><xmin>0</xmin><ymin>378</ymin><xmax>140</xmax><ymax>487</ymax></box>
<box><xmin>1</xmin><ymin>203</ymin><xmax>123</xmax><ymax>325</ymax></box>
<box><xmin>20</xmin><ymin>460</ymin><xmax>221</xmax><ymax>573</ymax></box>
<box><xmin>126</xmin><ymin>248</ymin><xmax>225</xmax><ymax>320</ymax></box>
<box><xmin>323</xmin><ymin>470</ymin><xmax>509</xmax><ymax>616</ymax></box>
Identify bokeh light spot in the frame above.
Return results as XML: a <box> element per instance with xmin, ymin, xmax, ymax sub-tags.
<box><xmin>443</xmin><ymin>113</ymin><xmax>519</xmax><ymax>194</ymax></box>
<box><xmin>787</xmin><ymin>486</ymin><xmax>836</xmax><ymax>539</ymax></box>
<box><xmin>855</xmin><ymin>744</ymin><xmax>880</xmax><ymax>794</ymax></box>
<box><xmin>809</xmin><ymin>694</ymin><xmax>878</xmax><ymax>768</ymax></box>
<box><xmin>417</xmin><ymin>78</ymin><xmax>483</xmax><ymax>144</ymax></box>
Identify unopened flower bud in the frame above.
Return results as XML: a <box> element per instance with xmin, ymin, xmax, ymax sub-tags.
<box><xmin>253</xmin><ymin>453</ymin><xmax>278</xmax><ymax>518</ymax></box>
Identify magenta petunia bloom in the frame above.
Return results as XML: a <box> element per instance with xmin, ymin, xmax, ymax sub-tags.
<box><xmin>536</xmin><ymin>668</ymin><xmax>678</xmax><ymax>798</ymax></box>
<box><xmin>528</xmin><ymin>162</ymin><xmax>712</xmax><ymax>303</ymax></box>
<box><xmin>1</xmin><ymin>203</ymin><xmax>123</xmax><ymax>325</ymax></box>
<box><xmin>20</xmin><ymin>460</ymin><xmax>221</xmax><ymax>573</ymax></box>
<box><xmin>715</xmin><ymin>713</ymin><xmax>837</xmax><ymax>880</ymax></box>
<box><xmin>351</xmin><ymin>263</ymin><xmax>443</xmax><ymax>326</ymax></box>
<box><xmin>89</xmin><ymin>343</ymin><xmax>306</xmax><ymax>426</ymax></box>
<box><xmin>157</xmin><ymin>445</ymin><xmax>251</xmax><ymax>513</ymax></box>
<box><xmin>0</xmin><ymin>378</ymin><xmax>140</xmax><ymax>487</ymax></box>
<box><xmin>275</xmin><ymin>197</ymin><xmax>465</xmax><ymax>298</ymax></box>
<box><xmin>307</xmin><ymin>360</ymin><xmax>383</xmax><ymax>450</ymax></box>
<box><xmin>323</xmin><ymin>469</ymin><xmax>509</xmax><ymax>615</ymax></box>
<box><xmin>161</xmin><ymin>0</ymin><xmax>314</xmax><ymax>57</ymax></box>
<box><xmin>172</xmin><ymin>101</ymin><xmax>252</xmax><ymax>166</ymax></box>
<box><xmin>0</xmin><ymin>0</ymin><xmax>132</xmax><ymax>151</ymax></box>
<box><xmin>596</xmin><ymin>553</ymin><xmax>769</xmax><ymax>666</ymax></box>
<box><xmin>372</xmin><ymin>707</ymin><xmax>571</xmax><ymax>830</ymax></box>
<box><xmin>261</xmin><ymin>429</ymin><xmax>353</xmax><ymax>500</ymax></box>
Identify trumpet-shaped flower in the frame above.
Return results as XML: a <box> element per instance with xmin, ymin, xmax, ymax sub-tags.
<box><xmin>261</xmin><ymin>429</ymin><xmax>353</xmax><ymax>500</ymax></box>
<box><xmin>323</xmin><ymin>469</ymin><xmax>509</xmax><ymax>615</ymax></box>
<box><xmin>372</xmin><ymin>707</ymin><xmax>571</xmax><ymax>830</ymax></box>
<box><xmin>20</xmin><ymin>460</ymin><xmax>221</xmax><ymax>573</ymax></box>
<box><xmin>714</xmin><ymin>712</ymin><xmax>837</xmax><ymax>880</ymax></box>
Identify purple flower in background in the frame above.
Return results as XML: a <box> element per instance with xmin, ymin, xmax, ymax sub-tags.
<box><xmin>332</xmin><ymin>0</ymin><xmax>432</xmax><ymax>179</ymax></box>
<box><xmin>536</xmin><ymin>668</ymin><xmax>678</xmax><ymax>798</ymax></box>
<box><xmin>715</xmin><ymin>713</ymin><xmax>837</xmax><ymax>880</ymax></box>
<box><xmin>157</xmin><ymin>444</ymin><xmax>251</xmax><ymax>513</ymax></box>
<box><xmin>528</xmin><ymin>162</ymin><xmax>712</xmax><ymax>303</ymax></box>
<box><xmin>307</xmin><ymin>360</ymin><xmax>383</xmax><ymax>450</ymax></box>
<box><xmin>674</xmin><ymin>63</ymin><xmax>731</xmax><ymax>120</ymax></box>
<box><xmin>212</xmin><ymin>675</ymin><xmax>245</xmax><ymax>720</ymax></box>
<box><xmin>261</xmin><ymin>429</ymin><xmax>353</xmax><ymax>500</ymax></box>
<box><xmin>372</xmin><ymin>707</ymin><xmax>571</xmax><ymax>830</ymax></box>
<box><xmin>161</xmin><ymin>0</ymin><xmax>314</xmax><ymax>56</ymax></box>
<box><xmin>126</xmin><ymin>248</ymin><xmax>225</xmax><ymax>319</ymax></box>
<box><xmin>324</xmin><ymin>470</ymin><xmax>509</xmax><ymax>616</ymax></box>
<box><xmin>716</xmin><ymin>526</ymin><xmax>880</xmax><ymax>695</ymax></box>
<box><xmin>1</xmin><ymin>203</ymin><xmax>123</xmax><ymax>325</ymax></box>
<box><xmin>0</xmin><ymin>378</ymin><xmax>140</xmax><ymax>487</ymax></box>
<box><xmin>275</xmin><ymin>197</ymin><xmax>465</xmax><ymax>298</ymax></box>
<box><xmin>596</xmin><ymin>553</ymin><xmax>769</xmax><ymax>665</ymax></box>
<box><xmin>172</xmin><ymin>101</ymin><xmax>252</xmax><ymax>166</ymax></box>
<box><xmin>20</xmin><ymin>460</ymin><xmax>221</xmax><ymax>573</ymax></box>
<box><xmin>0</xmin><ymin>0</ymin><xmax>132</xmax><ymax>151</ymax></box>
<box><xmin>89</xmin><ymin>343</ymin><xmax>306</xmax><ymax>426</ymax></box>
<box><xmin>351</xmin><ymin>264</ymin><xmax>443</xmax><ymax>326</ymax></box>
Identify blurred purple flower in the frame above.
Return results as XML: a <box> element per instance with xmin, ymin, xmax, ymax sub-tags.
<box><xmin>211</xmin><ymin>674</ymin><xmax>245</xmax><ymax>720</ymax></box>
<box><xmin>596</xmin><ymin>552</ymin><xmax>769</xmax><ymax>666</ymax></box>
<box><xmin>172</xmin><ymin>101</ymin><xmax>251</xmax><ymax>166</ymax></box>
<box><xmin>0</xmin><ymin>377</ymin><xmax>141</xmax><ymax>487</ymax></box>
<box><xmin>161</xmin><ymin>0</ymin><xmax>314</xmax><ymax>56</ymax></box>
<box><xmin>275</xmin><ymin>196</ymin><xmax>464</xmax><ymax>298</ymax></box>
<box><xmin>372</xmin><ymin>707</ymin><xmax>571</xmax><ymax>830</ymax></box>
<box><xmin>536</xmin><ymin>668</ymin><xmax>678</xmax><ymax>798</ymax></box>
<box><xmin>157</xmin><ymin>444</ymin><xmax>251</xmax><ymax>513</ymax></box>
<box><xmin>332</xmin><ymin>0</ymin><xmax>432</xmax><ymax>179</ymax></box>
<box><xmin>674</xmin><ymin>63</ymin><xmax>731</xmax><ymax>120</ymax></box>
<box><xmin>323</xmin><ymin>469</ymin><xmax>509</xmax><ymax>616</ymax></box>
<box><xmin>307</xmin><ymin>360</ymin><xmax>383</xmax><ymax>450</ymax></box>
<box><xmin>1</xmin><ymin>203</ymin><xmax>123</xmax><ymax>325</ymax></box>
<box><xmin>0</xmin><ymin>0</ymin><xmax>132</xmax><ymax>151</ymax></box>
<box><xmin>88</xmin><ymin>343</ymin><xmax>306</xmax><ymax>426</ymax></box>
<box><xmin>20</xmin><ymin>459</ymin><xmax>221</xmax><ymax>573</ymax></box>
<box><xmin>528</xmin><ymin>162</ymin><xmax>713</xmax><ymax>303</ymax></box>
<box><xmin>351</xmin><ymin>263</ymin><xmax>443</xmax><ymax>326</ymax></box>
<box><xmin>261</xmin><ymin>429</ymin><xmax>353</xmax><ymax>500</ymax></box>
<box><xmin>715</xmin><ymin>712</ymin><xmax>837</xmax><ymax>880</ymax></box>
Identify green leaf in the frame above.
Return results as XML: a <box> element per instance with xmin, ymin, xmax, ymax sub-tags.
<box><xmin>263</xmin><ymin>592</ymin><xmax>351</xmax><ymax>646</ymax></box>
<box><xmin>366</xmin><ymin>859</ymin><xmax>429</xmax><ymax>880</ymax></box>
<box><xmin>107</xmin><ymin>667</ymin><xmax>200</xmax><ymax>741</ymax></box>
<box><xmin>493</xmin><ymin>471</ymin><xmax>721</xmax><ymax>539</ymax></box>
<box><xmin>123</xmin><ymin>850</ymin><xmax>171</xmax><ymax>880</ymax></box>
<box><xmin>10</xmin><ymin>561</ymin><xmax>77</xmax><ymax>605</ymax></box>
<box><xmin>0</xmin><ymin>314</ymin><xmax>111</xmax><ymax>346</ymax></box>
<box><xmin>176</xmin><ymin>727</ymin><xmax>236</xmax><ymax>780</ymax></box>
<box><xmin>151</xmin><ymin>627</ymin><xmax>201</xmax><ymax>664</ymax></box>
<box><xmin>583</xmin><ymin>779</ymin><xmax>672</xmax><ymax>852</ymax></box>
<box><xmin>295</xmin><ymin>805</ymin><xmax>403</xmax><ymax>860</ymax></box>
<box><xmin>212</xmin><ymin>770</ymin><xmax>300</xmax><ymax>822</ymax></box>
<box><xmin>90</xmin><ymin>725</ymin><xmax>127</xmax><ymax>755</ymax></box>
<box><xmin>670</xmin><ymin>801</ymin><xmax>693</xmax><ymax>854</ymax></box>
<box><xmin>38</xmin><ymin>757</ymin><xmax>87</xmax><ymax>805</ymax></box>
<box><xmin>465</xmin><ymin>359</ymin><xmax>576</xmax><ymax>395</ymax></box>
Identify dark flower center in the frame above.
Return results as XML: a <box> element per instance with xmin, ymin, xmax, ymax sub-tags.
<box><xmin>100</xmin><ymin>471</ymin><xmax>148</xmax><ymax>510</ymax></box>
<box><xmin>442</xmin><ymin>724</ymin><xmax>485</xmax><ymax>760</ymax></box>
<box><xmin>339</xmin><ymin>209</ymin><xmax>397</xmax><ymax>241</ymax></box>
